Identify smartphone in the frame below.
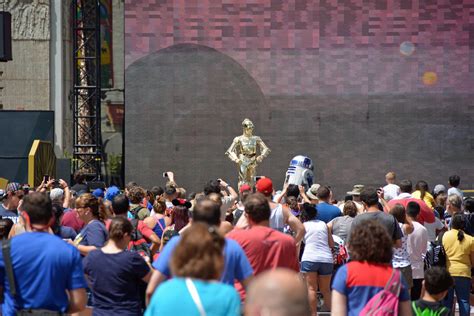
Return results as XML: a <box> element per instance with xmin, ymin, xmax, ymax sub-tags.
<box><xmin>43</xmin><ymin>175</ymin><xmax>49</xmax><ymax>182</ymax></box>
<box><xmin>163</xmin><ymin>172</ymin><xmax>168</xmax><ymax>178</ymax></box>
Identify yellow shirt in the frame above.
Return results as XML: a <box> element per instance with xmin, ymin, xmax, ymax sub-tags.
<box><xmin>412</xmin><ymin>190</ymin><xmax>435</xmax><ymax>209</ymax></box>
<box><xmin>442</xmin><ymin>229</ymin><xmax>474</xmax><ymax>278</ymax></box>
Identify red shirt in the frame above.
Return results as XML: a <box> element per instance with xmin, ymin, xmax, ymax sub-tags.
<box><xmin>61</xmin><ymin>209</ymin><xmax>85</xmax><ymax>233</ymax></box>
<box><xmin>227</xmin><ymin>225</ymin><xmax>299</xmax><ymax>300</ymax></box>
<box><xmin>387</xmin><ymin>197</ymin><xmax>435</xmax><ymax>224</ymax></box>
<box><xmin>105</xmin><ymin>218</ymin><xmax>155</xmax><ymax>249</ymax></box>
<box><xmin>227</xmin><ymin>225</ymin><xmax>299</xmax><ymax>273</ymax></box>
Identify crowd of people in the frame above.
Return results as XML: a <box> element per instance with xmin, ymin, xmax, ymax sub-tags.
<box><xmin>0</xmin><ymin>170</ymin><xmax>472</xmax><ymax>316</ymax></box>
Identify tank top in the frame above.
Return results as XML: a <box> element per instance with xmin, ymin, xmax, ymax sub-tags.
<box><xmin>152</xmin><ymin>216</ymin><xmax>166</xmax><ymax>239</ymax></box>
<box><xmin>270</xmin><ymin>204</ymin><xmax>285</xmax><ymax>232</ymax></box>
<box><xmin>301</xmin><ymin>220</ymin><xmax>333</xmax><ymax>263</ymax></box>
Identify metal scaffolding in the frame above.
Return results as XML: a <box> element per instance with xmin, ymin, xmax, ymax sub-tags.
<box><xmin>72</xmin><ymin>0</ymin><xmax>102</xmax><ymax>181</ymax></box>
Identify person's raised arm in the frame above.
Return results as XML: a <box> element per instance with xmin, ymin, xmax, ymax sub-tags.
<box><xmin>66</xmin><ymin>288</ymin><xmax>86</xmax><ymax>314</ymax></box>
<box><xmin>36</xmin><ymin>178</ymin><xmax>46</xmax><ymax>192</ymax></box>
<box><xmin>60</xmin><ymin>179</ymin><xmax>71</xmax><ymax>209</ymax></box>
<box><xmin>377</xmin><ymin>187</ymin><xmax>390</xmax><ymax>213</ymax></box>
<box><xmin>164</xmin><ymin>171</ymin><xmax>178</xmax><ymax>187</ymax></box>
<box><xmin>219</xmin><ymin>179</ymin><xmax>237</xmax><ymax>201</ymax></box>
<box><xmin>274</xmin><ymin>183</ymin><xmax>289</xmax><ymax>204</ymax></box>
<box><xmin>299</xmin><ymin>185</ymin><xmax>312</xmax><ymax>204</ymax></box>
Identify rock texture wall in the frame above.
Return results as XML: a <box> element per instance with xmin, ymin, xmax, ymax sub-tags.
<box><xmin>0</xmin><ymin>0</ymin><xmax>50</xmax><ymax>110</ymax></box>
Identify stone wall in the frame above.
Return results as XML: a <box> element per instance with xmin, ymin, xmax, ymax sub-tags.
<box><xmin>0</xmin><ymin>0</ymin><xmax>50</xmax><ymax>110</ymax></box>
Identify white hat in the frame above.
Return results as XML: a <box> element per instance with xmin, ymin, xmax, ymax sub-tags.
<box><xmin>306</xmin><ymin>184</ymin><xmax>321</xmax><ymax>200</ymax></box>
<box><xmin>49</xmin><ymin>188</ymin><xmax>64</xmax><ymax>201</ymax></box>
<box><xmin>433</xmin><ymin>184</ymin><xmax>446</xmax><ymax>195</ymax></box>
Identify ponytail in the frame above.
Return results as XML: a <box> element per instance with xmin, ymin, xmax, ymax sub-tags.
<box><xmin>457</xmin><ymin>230</ymin><xmax>465</xmax><ymax>242</ymax></box>
<box><xmin>416</xmin><ymin>180</ymin><xmax>428</xmax><ymax>201</ymax></box>
<box><xmin>420</xmin><ymin>187</ymin><xmax>426</xmax><ymax>201</ymax></box>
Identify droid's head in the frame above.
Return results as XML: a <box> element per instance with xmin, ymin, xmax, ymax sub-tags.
<box><xmin>242</xmin><ymin>118</ymin><xmax>254</xmax><ymax>135</ymax></box>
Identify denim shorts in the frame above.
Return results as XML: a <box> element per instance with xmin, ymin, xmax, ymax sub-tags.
<box><xmin>300</xmin><ymin>261</ymin><xmax>334</xmax><ymax>275</ymax></box>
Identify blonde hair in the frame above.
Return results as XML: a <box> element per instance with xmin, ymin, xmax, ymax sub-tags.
<box><xmin>385</xmin><ymin>171</ymin><xmax>396</xmax><ymax>180</ymax></box>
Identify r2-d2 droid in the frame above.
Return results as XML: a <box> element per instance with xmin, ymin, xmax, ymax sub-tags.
<box><xmin>284</xmin><ymin>155</ymin><xmax>314</xmax><ymax>190</ymax></box>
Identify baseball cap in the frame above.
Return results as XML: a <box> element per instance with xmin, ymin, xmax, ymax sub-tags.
<box><xmin>50</xmin><ymin>188</ymin><xmax>64</xmax><ymax>201</ymax></box>
<box><xmin>6</xmin><ymin>182</ymin><xmax>21</xmax><ymax>193</ymax></box>
<box><xmin>239</xmin><ymin>184</ymin><xmax>252</xmax><ymax>193</ymax></box>
<box><xmin>92</xmin><ymin>188</ymin><xmax>104</xmax><ymax>199</ymax></box>
<box><xmin>105</xmin><ymin>186</ymin><xmax>120</xmax><ymax>201</ymax></box>
<box><xmin>433</xmin><ymin>184</ymin><xmax>446</xmax><ymax>195</ymax></box>
<box><xmin>256</xmin><ymin>178</ymin><xmax>273</xmax><ymax>195</ymax></box>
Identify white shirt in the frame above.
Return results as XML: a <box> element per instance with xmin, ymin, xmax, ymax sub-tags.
<box><xmin>302</xmin><ymin>220</ymin><xmax>333</xmax><ymax>264</ymax></box>
<box><xmin>425</xmin><ymin>217</ymin><xmax>444</xmax><ymax>242</ymax></box>
<box><xmin>407</xmin><ymin>221</ymin><xmax>428</xmax><ymax>279</ymax></box>
<box><xmin>393</xmin><ymin>192</ymin><xmax>412</xmax><ymax>200</ymax></box>
<box><xmin>383</xmin><ymin>183</ymin><xmax>401</xmax><ymax>201</ymax></box>
<box><xmin>447</xmin><ymin>187</ymin><xmax>463</xmax><ymax>199</ymax></box>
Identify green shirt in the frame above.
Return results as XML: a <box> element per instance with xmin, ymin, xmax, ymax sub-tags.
<box><xmin>412</xmin><ymin>300</ymin><xmax>449</xmax><ymax>316</ymax></box>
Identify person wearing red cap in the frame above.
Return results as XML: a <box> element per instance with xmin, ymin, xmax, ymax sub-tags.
<box><xmin>237</xmin><ymin>177</ymin><xmax>305</xmax><ymax>245</ymax></box>
<box><xmin>227</xmin><ymin>193</ymin><xmax>299</xmax><ymax>300</ymax></box>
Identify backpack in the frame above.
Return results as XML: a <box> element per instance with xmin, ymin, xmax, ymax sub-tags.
<box><xmin>129</xmin><ymin>219</ymin><xmax>153</xmax><ymax>261</ymax></box>
<box><xmin>424</xmin><ymin>232</ymin><xmax>446</xmax><ymax>270</ymax></box>
<box><xmin>332</xmin><ymin>235</ymin><xmax>348</xmax><ymax>265</ymax></box>
<box><xmin>359</xmin><ymin>268</ymin><xmax>401</xmax><ymax>316</ymax></box>
<box><xmin>130</xmin><ymin>205</ymin><xmax>143</xmax><ymax>219</ymax></box>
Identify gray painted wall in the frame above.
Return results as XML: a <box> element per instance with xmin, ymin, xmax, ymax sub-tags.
<box><xmin>125</xmin><ymin>44</ymin><xmax>473</xmax><ymax>198</ymax></box>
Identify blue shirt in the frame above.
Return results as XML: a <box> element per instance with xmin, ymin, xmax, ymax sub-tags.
<box><xmin>145</xmin><ymin>278</ymin><xmax>241</xmax><ymax>316</ymax></box>
<box><xmin>59</xmin><ymin>226</ymin><xmax>77</xmax><ymax>240</ymax></box>
<box><xmin>84</xmin><ymin>250</ymin><xmax>150</xmax><ymax>316</ymax></box>
<box><xmin>153</xmin><ymin>236</ymin><xmax>253</xmax><ymax>285</ymax></box>
<box><xmin>316</xmin><ymin>202</ymin><xmax>342</xmax><ymax>223</ymax></box>
<box><xmin>332</xmin><ymin>261</ymin><xmax>410</xmax><ymax>316</ymax></box>
<box><xmin>75</xmin><ymin>220</ymin><xmax>108</xmax><ymax>248</ymax></box>
<box><xmin>0</xmin><ymin>205</ymin><xmax>19</xmax><ymax>224</ymax></box>
<box><xmin>0</xmin><ymin>233</ymin><xmax>87</xmax><ymax>315</ymax></box>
